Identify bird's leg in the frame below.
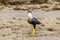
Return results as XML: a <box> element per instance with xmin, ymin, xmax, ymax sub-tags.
<box><xmin>31</xmin><ymin>25</ymin><xmax>36</xmax><ymax>35</ymax></box>
<box><xmin>31</xmin><ymin>28</ymin><xmax>35</xmax><ymax>35</ymax></box>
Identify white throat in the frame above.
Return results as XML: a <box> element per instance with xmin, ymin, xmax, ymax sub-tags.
<box><xmin>28</xmin><ymin>12</ymin><xmax>33</xmax><ymax>18</ymax></box>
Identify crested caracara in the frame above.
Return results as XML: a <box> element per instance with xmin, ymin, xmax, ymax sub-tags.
<box><xmin>26</xmin><ymin>10</ymin><xmax>45</xmax><ymax>35</ymax></box>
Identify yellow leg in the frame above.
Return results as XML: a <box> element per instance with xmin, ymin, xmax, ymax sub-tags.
<box><xmin>31</xmin><ymin>28</ymin><xmax>35</xmax><ymax>35</ymax></box>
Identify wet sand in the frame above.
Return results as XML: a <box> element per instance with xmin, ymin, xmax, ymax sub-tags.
<box><xmin>0</xmin><ymin>9</ymin><xmax>60</xmax><ymax>40</ymax></box>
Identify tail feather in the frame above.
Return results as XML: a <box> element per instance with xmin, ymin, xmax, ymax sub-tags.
<box><xmin>40</xmin><ymin>24</ymin><xmax>45</xmax><ymax>26</ymax></box>
<box><xmin>36</xmin><ymin>20</ymin><xmax>45</xmax><ymax>26</ymax></box>
<box><xmin>37</xmin><ymin>21</ymin><xmax>41</xmax><ymax>24</ymax></box>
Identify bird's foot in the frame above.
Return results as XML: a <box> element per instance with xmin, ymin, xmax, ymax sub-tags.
<box><xmin>31</xmin><ymin>29</ymin><xmax>35</xmax><ymax>36</ymax></box>
<box><xmin>31</xmin><ymin>33</ymin><xmax>35</xmax><ymax>36</ymax></box>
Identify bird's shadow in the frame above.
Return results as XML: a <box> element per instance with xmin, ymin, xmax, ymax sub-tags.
<box><xmin>24</xmin><ymin>30</ymin><xmax>44</xmax><ymax>37</ymax></box>
<box><xmin>24</xmin><ymin>30</ymin><xmax>37</xmax><ymax>37</ymax></box>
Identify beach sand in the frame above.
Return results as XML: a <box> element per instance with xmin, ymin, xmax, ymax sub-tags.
<box><xmin>0</xmin><ymin>8</ymin><xmax>60</xmax><ymax>40</ymax></box>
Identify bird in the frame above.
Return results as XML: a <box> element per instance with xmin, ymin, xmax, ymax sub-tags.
<box><xmin>26</xmin><ymin>10</ymin><xmax>45</xmax><ymax>35</ymax></box>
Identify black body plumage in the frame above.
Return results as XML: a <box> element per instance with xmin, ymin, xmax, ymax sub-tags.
<box><xmin>28</xmin><ymin>18</ymin><xmax>41</xmax><ymax>24</ymax></box>
<box><xmin>28</xmin><ymin>18</ymin><xmax>41</xmax><ymax>29</ymax></box>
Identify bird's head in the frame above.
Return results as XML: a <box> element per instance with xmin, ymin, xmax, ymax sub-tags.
<box><xmin>25</xmin><ymin>10</ymin><xmax>33</xmax><ymax>18</ymax></box>
<box><xmin>25</xmin><ymin>10</ymin><xmax>32</xmax><ymax>14</ymax></box>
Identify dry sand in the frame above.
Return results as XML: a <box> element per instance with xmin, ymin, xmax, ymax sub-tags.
<box><xmin>0</xmin><ymin>8</ymin><xmax>60</xmax><ymax>40</ymax></box>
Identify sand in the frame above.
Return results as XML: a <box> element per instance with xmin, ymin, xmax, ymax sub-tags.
<box><xmin>0</xmin><ymin>8</ymin><xmax>60</xmax><ymax>40</ymax></box>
